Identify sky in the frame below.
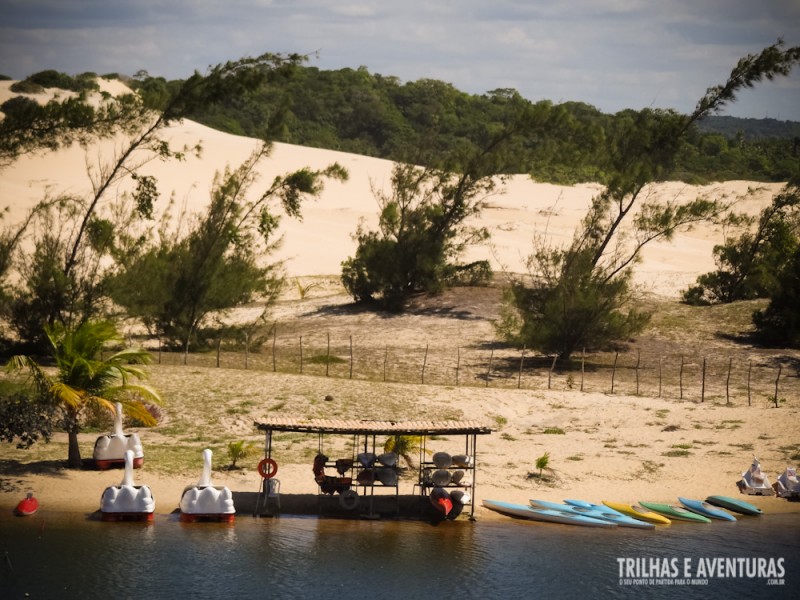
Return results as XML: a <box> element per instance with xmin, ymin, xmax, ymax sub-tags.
<box><xmin>1</xmin><ymin>0</ymin><xmax>799</xmax><ymax>120</ymax></box>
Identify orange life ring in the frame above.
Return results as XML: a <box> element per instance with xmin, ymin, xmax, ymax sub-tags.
<box><xmin>258</xmin><ymin>458</ymin><xmax>278</xmax><ymax>479</ymax></box>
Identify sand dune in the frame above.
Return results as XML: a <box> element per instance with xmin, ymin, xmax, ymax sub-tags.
<box><xmin>1</xmin><ymin>110</ymin><xmax>785</xmax><ymax>296</ymax></box>
<box><xmin>1</xmin><ymin>94</ymin><xmax>796</xmax><ymax>520</ymax></box>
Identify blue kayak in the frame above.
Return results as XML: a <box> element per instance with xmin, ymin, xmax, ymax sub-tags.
<box><xmin>705</xmin><ymin>495</ymin><xmax>763</xmax><ymax>516</ymax></box>
<box><xmin>534</xmin><ymin>499</ymin><xmax>655</xmax><ymax>529</ymax></box>
<box><xmin>483</xmin><ymin>499</ymin><xmax>616</xmax><ymax>527</ymax></box>
<box><xmin>678</xmin><ymin>497</ymin><xmax>736</xmax><ymax>521</ymax></box>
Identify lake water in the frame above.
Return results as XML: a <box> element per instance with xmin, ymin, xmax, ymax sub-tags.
<box><xmin>1</xmin><ymin>510</ymin><xmax>798</xmax><ymax>599</ymax></box>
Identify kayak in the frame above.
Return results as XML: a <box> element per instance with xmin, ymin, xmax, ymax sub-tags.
<box><xmin>15</xmin><ymin>492</ymin><xmax>39</xmax><ymax>516</ymax></box>
<box><xmin>532</xmin><ymin>499</ymin><xmax>655</xmax><ymax>529</ymax></box>
<box><xmin>562</xmin><ymin>499</ymin><xmax>655</xmax><ymax>529</ymax></box>
<box><xmin>639</xmin><ymin>501</ymin><xmax>711</xmax><ymax>523</ymax></box>
<box><xmin>483</xmin><ymin>499</ymin><xmax>616</xmax><ymax>527</ymax></box>
<box><xmin>678</xmin><ymin>497</ymin><xmax>736</xmax><ymax>521</ymax></box>
<box><xmin>602</xmin><ymin>501</ymin><xmax>672</xmax><ymax>525</ymax></box>
<box><xmin>705</xmin><ymin>495</ymin><xmax>763</xmax><ymax>516</ymax></box>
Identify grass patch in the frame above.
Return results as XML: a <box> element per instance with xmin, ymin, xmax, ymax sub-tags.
<box><xmin>729</xmin><ymin>443</ymin><xmax>754</xmax><ymax>451</ymax></box>
<box><xmin>663</xmin><ymin>449</ymin><xmax>691</xmax><ymax>457</ymax></box>
<box><xmin>671</xmin><ymin>443</ymin><xmax>693</xmax><ymax>450</ymax></box>
<box><xmin>493</xmin><ymin>415</ymin><xmax>508</xmax><ymax>428</ymax></box>
<box><xmin>501</xmin><ymin>432</ymin><xmax>517</xmax><ymax>441</ymax></box>
<box><xmin>543</xmin><ymin>427</ymin><xmax>565</xmax><ymax>435</ymax></box>
<box><xmin>566</xmin><ymin>455</ymin><xmax>583</xmax><ymax>461</ymax></box>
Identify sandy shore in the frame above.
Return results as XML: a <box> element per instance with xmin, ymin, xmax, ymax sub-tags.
<box><xmin>2</xmin><ymin>382</ymin><xmax>798</xmax><ymax>520</ymax></box>
<box><xmin>1</xmin><ymin>91</ymin><xmax>797</xmax><ymax>522</ymax></box>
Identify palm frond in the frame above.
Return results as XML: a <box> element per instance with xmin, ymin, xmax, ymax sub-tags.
<box><xmin>49</xmin><ymin>382</ymin><xmax>85</xmax><ymax>410</ymax></box>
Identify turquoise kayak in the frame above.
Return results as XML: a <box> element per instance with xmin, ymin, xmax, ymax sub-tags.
<box><xmin>534</xmin><ymin>499</ymin><xmax>655</xmax><ymax>529</ymax></box>
<box><xmin>678</xmin><ymin>497</ymin><xmax>736</xmax><ymax>521</ymax></box>
<box><xmin>705</xmin><ymin>495</ymin><xmax>763</xmax><ymax>516</ymax></box>
<box><xmin>483</xmin><ymin>499</ymin><xmax>616</xmax><ymax>527</ymax></box>
<box><xmin>639</xmin><ymin>501</ymin><xmax>712</xmax><ymax>523</ymax></box>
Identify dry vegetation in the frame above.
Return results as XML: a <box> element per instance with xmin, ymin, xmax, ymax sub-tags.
<box><xmin>3</xmin><ymin>276</ymin><xmax>799</xmax><ymax>481</ymax></box>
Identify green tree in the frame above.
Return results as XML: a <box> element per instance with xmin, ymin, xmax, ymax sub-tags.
<box><xmin>682</xmin><ymin>181</ymin><xmax>800</xmax><ymax>305</ymax></box>
<box><xmin>0</xmin><ymin>53</ymin><xmax>306</xmax><ymax>350</ymax></box>
<box><xmin>340</xmin><ymin>94</ymin><xmax>566</xmax><ymax>309</ymax></box>
<box><xmin>6</xmin><ymin>321</ymin><xmax>161</xmax><ymax>468</ymax></box>
<box><xmin>498</xmin><ymin>40</ymin><xmax>800</xmax><ymax>359</ymax></box>
<box><xmin>752</xmin><ymin>247</ymin><xmax>800</xmax><ymax>347</ymax></box>
<box><xmin>341</xmin><ymin>163</ymin><xmax>494</xmax><ymax>309</ymax></box>
<box><xmin>108</xmin><ymin>145</ymin><xmax>347</xmax><ymax>350</ymax></box>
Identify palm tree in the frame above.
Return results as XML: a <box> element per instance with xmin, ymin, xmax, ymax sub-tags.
<box><xmin>8</xmin><ymin>321</ymin><xmax>162</xmax><ymax>468</ymax></box>
<box><xmin>383</xmin><ymin>435</ymin><xmax>425</xmax><ymax>469</ymax></box>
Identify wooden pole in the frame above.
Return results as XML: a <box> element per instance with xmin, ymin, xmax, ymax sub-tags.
<box><xmin>679</xmin><ymin>355</ymin><xmax>684</xmax><ymax>400</ymax></box>
<box><xmin>747</xmin><ymin>360</ymin><xmax>752</xmax><ymax>406</ymax></box>
<box><xmin>349</xmin><ymin>335</ymin><xmax>353</xmax><ymax>379</ymax></box>
<box><xmin>774</xmin><ymin>365</ymin><xmax>782</xmax><ymax>408</ymax></box>
<box><xmin>548</xmin><ymin>355</ymin><xmax>557</xmax><ymax>390</ymax></box>
<box><xmin>157</xmin><ymin>335</ymin><xmax>162</xmax><ymax>365</ymax></box>
<box><xmin>726</xmin><ymin>357</ymin><xmax>733</xmax><ymax>405</ymax></box>
<box><xmin>701</xmin><ymin>357</ymin><xmax>707</xmax><ymax>402</ymax></box>
<box><xmin>485</xmin><ymin>348</ymin><xmax>494</xmax><ymax>387</ymax></box>
<box><xmin>272</xmin><ymin>322</ymin><xmax>277</xmax><ymax>372</ymax></box>
<box><xmin>326</xmin><ymin>332</ymin><xmax>330</xmax><ymax>377</ymax></box>
<box><xmin>635</xmin><ymin>349</ymin><xmax>641</xmax><ymax>396</ymax></box>
<box><xmin>658</xmin><ymin>356</ymin><xmax>663</xmax><ymax>398</ymax></box>
<box><xmin>422</xmin><ymin>344</ymin><xmax>429</xmax><ymax>384</ymax></box>
<box><xmin>580</xmin><ymin>348</ymin><xmax>585</xmax><ymax>392</ymax></box>
<box><xmin>216</xmin><ymin>337</ymin><xmax>221</xmax><ymax>368</ymax></box>
<box><xmin>456</xmin><ymin>347</ymin><xmax>461</xmax><ymax>386</ymax></box>
<box><xmin>299</xmin><ymin>335</ymin><xmax>303</xmax><ymax>374</ymax></box>
<box><xmin>244</xmin><ymin>332</ymin><xmax>249</xmax><ymax>370</ymax></box>
<box><xmin>383</xmin><ymin>346</ymin><xmax>388</xmax><ymax>382</ymax></box>
<box><xmin>518</xmin><ymin>346</ymin><xmax>526</xmax><ymax>390</ymax></box>
<box><xmin>611</xmin><ymin>352</ymin><xmax>619</xmax><ymax>393</ymax></box>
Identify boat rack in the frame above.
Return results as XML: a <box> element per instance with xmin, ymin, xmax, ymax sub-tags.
<box><xmin>254</xmin><ymin>418</ymin><xmax>492</xmax><ymax>519</ymax></box>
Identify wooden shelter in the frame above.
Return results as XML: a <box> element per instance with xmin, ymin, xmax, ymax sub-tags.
<box><xmin>254</xmin><ymin>417</ymin><xmax>493</xmax><ymax>519</ymax></box>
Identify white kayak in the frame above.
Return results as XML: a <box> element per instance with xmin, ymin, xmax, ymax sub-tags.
<box><xmin>483</xmin><ymin>499</ymin><xmax>616</xmax><ymax>528</ymax></box>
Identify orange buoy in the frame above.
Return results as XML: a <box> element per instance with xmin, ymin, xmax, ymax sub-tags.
<box><xmin>257</xmin><ymin>458</ymin><xmax>278</xmax><ymax>479</ymax></box>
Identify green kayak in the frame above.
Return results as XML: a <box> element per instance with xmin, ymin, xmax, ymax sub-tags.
<box><xmin>639</xmin><ymin>501</ymin><xmax>711</xmax><ymax>523</ymax></box>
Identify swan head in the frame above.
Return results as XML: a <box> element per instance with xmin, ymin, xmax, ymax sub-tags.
<box><xmin>197</xmin><ymin>449</ymin><xmax>213</xmax><ymax>487</ymax></box>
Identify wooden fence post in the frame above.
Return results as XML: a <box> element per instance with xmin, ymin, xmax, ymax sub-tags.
<box><xmin>383</xmin><ymin>346</ymin><xmax>388</xmax><ymax>382</ymax></box>
<box><xmin>216</xmin><ymin>337</ymin><xmax>221</xmax><ymax>368</ymax></box>
<box><xmin>611</xmin><ymin>352</ymin><xmax>619</xmax><ymax>393</ymax></box>
<box><xmin>701</xmin><ymin>357</ymin><xmax>707</xmax><ymax>402</ymax></box>
<box><xmin>726</xmin><ymin>357</ymin><xmax>733</xmax><ymax>405</ymax></box>
<box><xmin>349</xmin><ymin>335</ymin><xmax>353</xmax><ymax>379</ymax></box>
<box><xmin>421</xmin><ymin>344</ymin><xmax>429</xmax><ymax>384</ymax></box>
<box><xmin>658</xmin><ymin>356</ymin><xmax>663</xmax><ymax>398</ymax></box>
<box><xmin>580</xmin><ymin>348</ymin><xmax>585</xmax><ymax>392</ymax></box>
<box><xmin>157</xmin><ymin>335</ymin><xmax>162</xmax><ymax>365</ymax></box>
<box><xmin>244</xmin><ymin>332</ymin><xmax>249</xmax><ymax>370</ymax></box>
<box><xmin>747</xmin><ymin>360</ymin><xmax>752</xmax><ymax>406</ymax></box>
<box><xmin>456</xmin><ymin>347</ymin><xmax>461</xmax><ymax>386</ymax></box>
<box><xmin>518</xmin><ymin>346</ymin><xmax>526</xmax><ymax>390</ymax></box>
<box><xmin>272</xmin><ymin>322</ymin><xmax>277</xmax><ymax>372</ymax></box>
<box><xmin>326</xmin><ymin>332</ymin><xmax>331</xmax><ymax>377</ymax></box>
<box><xmin>774</xmin><ymin>365</ymin><xmax>782</xmax><ymax>407</ymax></box>
<box><xmin>635</xmin><ymin>349</ymin><xmax>641</xmax><ymax>396</ymax></box>
<box><xmin>485</xmin><ymin>348</ymin><xmax>494</xmax><ymax>387</ymax></box>
<box><xmin>679</xmin><ymin>355</ymin><xmax>684</xmax><ymax>400</ymax></box>
<box><xmin>299</xmin><ymin>335</ymin><xmax>303</xmax><ymax>374</ymax></box>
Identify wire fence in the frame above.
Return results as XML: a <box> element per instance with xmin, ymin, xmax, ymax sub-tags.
<box><xmin>147</xmin><ymin>330</ymin><xmax>799</xmax><ymax>407</ymax></box>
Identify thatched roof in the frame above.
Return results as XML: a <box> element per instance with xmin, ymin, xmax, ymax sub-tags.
<box><xmin>255</xmin><ymin>417</ymin><xmax>493</xmax><ymax>436</ymax></box>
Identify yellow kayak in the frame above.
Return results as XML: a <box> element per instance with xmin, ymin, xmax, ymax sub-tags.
<box><xmin>602</xmin><ymin>500</ymin><xmax>671</xmax><ymax>525</ymax></box>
